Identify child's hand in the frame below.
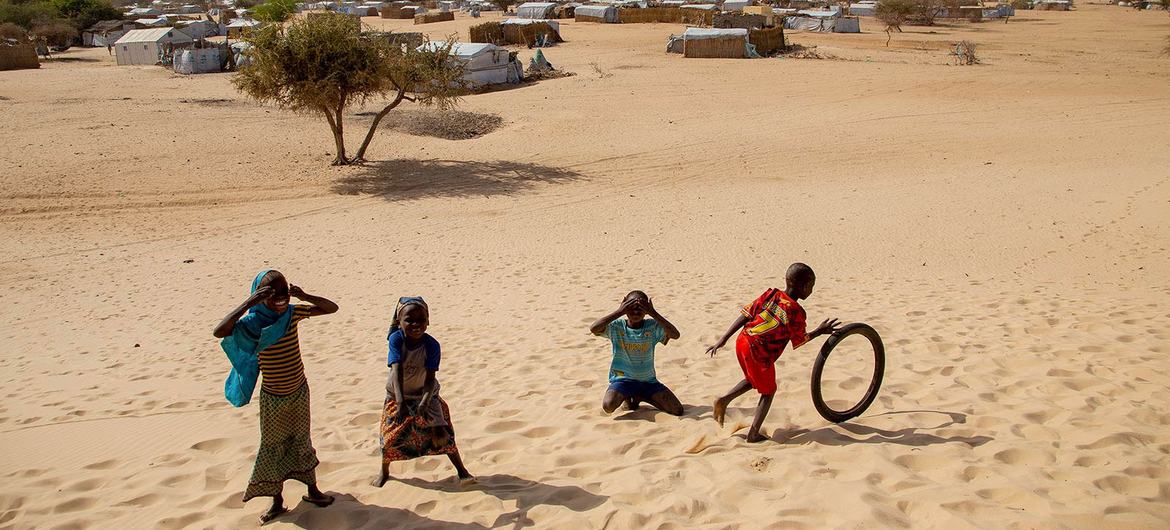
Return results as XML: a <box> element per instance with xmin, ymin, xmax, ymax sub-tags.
<box><xmin>814</xmin><ymin>318</ymin><xmax>842</xmax><ymax>337</ymax></box>
<box><xmin>643</xmin><ymin>297</ymin><xmax>657</xmax><ymax>314</ymax></box>
<box><xmin>245</xmin><ymin>286</ymin><xmax>273</xmax><ymax>307</ymax></box>
<box><xmin>289</xmin><ymin>284</ymin><xmax>305</xmax><ymax>299</ymax></box>
<box><xmin>620</xmin><ymin>297</ymin><xmax>642</xmax><ymax>315</ymax></box>
<box><xmin>393</xmin><ymin>407</ymin><xmax>410</xmax><ymax>423</ymax></box>
<box><xmin>705</xmin><ymin>343</ymin><xmax>723</xmax><ymax>357</ymax></box>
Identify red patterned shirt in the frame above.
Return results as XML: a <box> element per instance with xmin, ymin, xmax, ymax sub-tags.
<box><xmin>738</xmin><ymin>288</ymin><xmax>808</xmax><ymax>363</ymax></box>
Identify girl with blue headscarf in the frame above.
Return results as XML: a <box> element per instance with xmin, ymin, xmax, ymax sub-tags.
<box><xmin>214</xmin><ymin>269</ymin><xmax>340</xmax><ymax>524</ymax></box>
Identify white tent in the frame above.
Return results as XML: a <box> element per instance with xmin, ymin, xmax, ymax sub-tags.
<box><xmin>115</xmin><ymin>27</ymin><xmax>194</xmax><ymax>65</ymax></box>
<box><xmin>848</xmin><ymin>1</ymin><xmax>876</xmax><ymax>15</ymax></box>
<box><xmin>134</xmin><ymin>17</ymin><xmax>170</xmax><ymax>27</ymax></box>
<box><xmin>419</xmin><ymin>41</ymin><xmax>521</xmax><ymax>86</ymax></box>
<box><xmin>574</xmin><ymin>4</ymin><xmax>617</xmax><ymax>21</ymax></box>
<box><xmin>127</xmin><ymin>7</ymin><xmax>162</xmax><ymax>16</ymax></box>
<box><xmin>515</xmin><ymin>2</ymin><xmax>556</xmax><ymax>18</ymax></box>
<box><xmin>783</xmin><ymin>13</ymin><xmax>859</xmax><ymax>32</ymax></box>
<box><xmin>722</xmin><ymin>0</ymin><xmax>753</xmax><ymax>12</ymax></box>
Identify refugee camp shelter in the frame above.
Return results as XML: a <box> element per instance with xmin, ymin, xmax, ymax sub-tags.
<box><xmin>682</xmin><ymin>27</ymin><xmax>748</xmax><ymax>58</ymax></box>
<box><xmin>848</xmin><ymin>1</ymin><xmax>876</xmax><ymax>15</ymax></box>
<box><xmin>722</xmin><ymin>0</ymin><xmax>753</xmax><ymax>12</ymax></box>
<box><xmin>574</xmin><ymin>4</ymin><xmax>617</xmax><ymax>22</ymax></box>
<box><xmin>783</xmin><ymin>9</ymin><xmax>859</xmax><ymax>32</ymax></box>
<box><xmin>419</xmin><ymin>41</ymin><xmax>522</xmax><ymax>86</ymax></box>
<box><xmin>173</xmin><ymin>46</ymin><xmax>221</xmax><ymax>74</ymax></box>
<box><xmin>501</xmin><ymin>17</ymin><xmax>562</xmax><ymax>41</ymax></box>
<box><xmin>177</xmin><ymin>20</ymin><xmax>219</xmax><ymax>39</ymax></box>
<box><xmin>115</xmin><ymin>28</ymin><xmax>193</xmax><ymax>65</ymax></box>
<box><xmin>226</xmin><ymin>18</ymin><xmax>262</xmax><ymax>37</ymax></box>
<box><xmin>516</xmin><ymin>2</ymin><xmax>556</xmax><ymax>18</ymax></box>
<box><xmin>1</xmin><ymin>42</ymin><xmax>40</xmax><ymax>70</ymax></box>
<box><xmin>83</xmin><ymin>20</ymin><xmax>138</xmax><ymax>47</ymax></box>
<box><xmin>135</xmin><ymin>17</ymin><xmax>170</xmax><ymax>27</ymax></box>
<box><xmin>127</xmin><ymin>7</ymin><xmax>162</xmax><ymax>17</ymax></box>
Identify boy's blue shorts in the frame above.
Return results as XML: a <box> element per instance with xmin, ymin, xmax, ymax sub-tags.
<box><xmin>608</xmin><ymin>379</ymin><xmax>670</xmax><ymax>401</ymax></box>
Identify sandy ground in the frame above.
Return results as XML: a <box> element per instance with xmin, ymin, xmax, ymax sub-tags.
<box><xmin>2</xmin><ymin>4</ymin><xmax>1169</xmax><ymax>529</ymax></box>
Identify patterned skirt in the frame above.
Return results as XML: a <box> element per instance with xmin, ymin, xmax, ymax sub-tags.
<box><xmin>380</xmin><ymin>396</ymin><xmax>459</xmax><ymax>464</ymax></box>
<box><xmin>243</xmin><ymin>383</ymin><xmax>320</xmax><ymax>501</ymax></box>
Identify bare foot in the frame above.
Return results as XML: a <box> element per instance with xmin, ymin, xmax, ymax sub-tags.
<box><xmin>745</xmin><ymin>430</ymin><xmax>769</xmax><ymax>443</ymax></box>
<box><xmin>371</xmin><ymin>472</ymin><xmax>389</xmax><ymax>488</ymax></box>
<box><xmin>713</xmin><ymin>398</ymin><xmax>728</xmax><ymax>427</ymax></box>
<box><xmin>458</xmin><ymin>473</ymin><xmax>477</xmax><ymax>486</ymax></box>
<box><xmin>260</xmin><ymin>504</ymin><xmax>287</xmax><ymax>524</ymax></box>
<box><xmin>302</xmin><ymin>493</ymin><xmax>334</xmax><ymax>507</ymax></box>
<box><xmin>625</xmin><ymin>398</ymin><xmax>640</xmax><ymax>411</ymax></box>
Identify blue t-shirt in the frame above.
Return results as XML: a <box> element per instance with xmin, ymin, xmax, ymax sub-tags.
<box><xmin>602</xmin><ymin>319</ymin><xmax>667</xmax><ymax>383</ymax></box>
<box><xmin>387</xmin><ymin>329</ymin><xmax>441</xmax><ymax>371</ymax></box>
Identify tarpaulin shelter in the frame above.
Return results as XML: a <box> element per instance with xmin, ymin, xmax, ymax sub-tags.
<box><xmin>574</xmin><ymin>4</ymin><xmax>617</xmax><ymax>22</ymax></box>
<box><xmin>114</xmin><ymin>28</ymin><xmax>193</xmax><ymax>65</ymax></box>
<box><xmin>516</xmin><ymin>2</ymin><xmax>557</xmax><ymax>18</ymax></box>
<box><xmin>419</xmin><ymin>41</ymin><xmax>522</xmax><ymax>86</ymax></box>
<box><xmin>682</xmin><ymin>27</ymin><xmax>748</xmax><ymax>58</ymax></box>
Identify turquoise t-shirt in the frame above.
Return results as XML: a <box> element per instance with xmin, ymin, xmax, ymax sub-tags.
<box><xmin>603</xmin><ymin>319</ymin><xmax>667</xmax><ymax>383</ymax></box>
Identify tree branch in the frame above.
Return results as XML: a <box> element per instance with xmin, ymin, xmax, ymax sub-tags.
<box><xmin>351</xmin><ymin>87</ymin><xmax>407</xmax><ymax>163</ymax></box>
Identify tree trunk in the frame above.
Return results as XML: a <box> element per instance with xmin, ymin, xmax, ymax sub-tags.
<box><xmin>351</xmin><ymin>88</ymin><xmax>407</xmax><ymax>163</ymax></box>
<box><xmin>324</xmin><ymin>107</ymin><xmax>348</xmax><ymax>165</ymax></box>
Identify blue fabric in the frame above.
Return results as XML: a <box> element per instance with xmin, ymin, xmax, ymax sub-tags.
<box><xmin>387</xmin><ymin>329</ymin><xmax>441</xmax><ymax>371</ymax></box>
<box><xmin>604</xmin><ymin>319</ymin><xmax>666</xmax><ymax>383</ymax></box>
<box><xmin>387</xmin><ymin>296</ymin><xmax>427</xmax><ymax>338</ymax></box>
<box><xmin>220</xmin><ymin>270</ymin><xmax>293</xmax><ymax>407</ymax></box>
<box><xmin>608</xmin><ymin>379</ymin><xmax>670</xmax><ymax>401</ymax></box>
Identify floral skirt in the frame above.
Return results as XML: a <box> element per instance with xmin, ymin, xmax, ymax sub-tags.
<box><xmin>243</xmin><ymin>383</ymin><xmax>319</xmax><ymax>501</ymax></box>
<box><xmin>380</xmin><ymin>396</ymin><xmax>459</xmax><ymax>464</ymax></box>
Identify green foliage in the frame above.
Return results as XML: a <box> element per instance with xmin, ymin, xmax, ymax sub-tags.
<box><xmin>876</xmin><ymin>0</ymin><xmax>915</xmax><ymax>30</ymax></box>
<box><xmin>232</xmin><ymin>12</ymin><xmax>467</xmax><ymax>165</ymax></box>
<box><xmin>251</xmin><ymin>0</ymin><xmax>295</xmax><ymax>23</ymax></box>
<box><xmin>1</xmin><ymin>0</ymin><xmax>122</xmax><ymax>31</ymax></box>
<box><xmin>0</xmin><ymin>20</ymin><xmax>27</xmax><ymax>38</ymax></box>
<box><xmin>31</xmin><ymin>18</ymin><xmax>75</xmax><ymax>45</ymax></box>
<box><xmin>0</xmin><ymin>1</ymin><xmax>59</xmax><ymax>29</ymax></box>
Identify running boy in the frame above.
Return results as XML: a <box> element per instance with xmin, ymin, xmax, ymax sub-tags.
<box><xmin>590</xmin><ymin>291</ymin><xmax>684</xmax><ymax>416</ymax></box>
<box><xmin>706</xmin><ymin>263</ymin><xmax>840</xmax><ymax>442</ymax></box>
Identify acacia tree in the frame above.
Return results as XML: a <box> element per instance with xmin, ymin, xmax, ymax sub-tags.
<box><xmin>232</xmin><ymin>12</ymin><xmax>466</xmax><ymax>165</ymax></box>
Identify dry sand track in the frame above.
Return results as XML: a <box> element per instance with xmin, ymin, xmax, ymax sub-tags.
<box><xmin>2</xmin><ymin>4</ymin><xmax>1169</xmax><ymax>529</ymax></box>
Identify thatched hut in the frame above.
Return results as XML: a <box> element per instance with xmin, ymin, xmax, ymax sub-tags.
<box><xmin>0</xmin><ymin>42</ymin><xmax>40</xmax><ymax>71</ymax></box>
<box><xmin>415</xmin><ymin>11</ymin><xmax>455</xmax><ymax>23</ymax></box>
<box><xmin>682</xmin><ymin>27</ymin><xmax>747</xmax><ymax>58</ymax></box>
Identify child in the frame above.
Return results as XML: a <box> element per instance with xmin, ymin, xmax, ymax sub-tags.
<box><xmin>372</xmin><ymin>297</ymin><xmax>474</xmax><ymax>487</ymax></box>
<box><xmin>213</xmin><ymin>269</ymin><xmax>338</xmax><ymax>524</ymax></box>
<box><xmin>706</xmin><ymin>263</ymin><xmax>840</xmax><ymax>443</ymax></box>
<box><xmin>589</xmin><ymin>291</ymin><xmax>684</xmax><ymax>416</ymax></box>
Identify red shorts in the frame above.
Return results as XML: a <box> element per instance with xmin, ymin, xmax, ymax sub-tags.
<box><xmin>735</xmin><ymin>333</ymin><xmax>777</xmax><ymax>395</ymax></box>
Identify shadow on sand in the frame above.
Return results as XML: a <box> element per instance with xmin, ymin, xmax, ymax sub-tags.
<box><xmin>394</xmin><ymin>473</ymin><xmax>608</xmax><ymax>529</ymax></box>
<box><xmin>770</xmin><ymin>410</ymin><xmax>993</xmax><ymax>447</ymax></box>
<box><xmin>285</xmin><ymin>492</ymin><xmax>489</xmax><ymax>529</ymax></box>
<box><xmin>331</xmin><ymin>159</ymin><xmax>585</xmax><ymax>202</ymax></box>
<box><xmin>613</xmin><ymin>404</ymin><xmax>714</xmax><ymax>422</ymax></box>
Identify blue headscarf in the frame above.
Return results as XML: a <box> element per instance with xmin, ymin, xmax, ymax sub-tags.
<box><xmin>388</xmin><ymin>296</ymin><xmax>427</xmax><ymax>339</ymax></box>
<box><xmin>220</xmin><ymin>270</ymin><xmax>294</xmax><ymax>407</ymax></box>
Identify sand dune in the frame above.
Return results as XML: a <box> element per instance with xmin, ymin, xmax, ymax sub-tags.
<box><xmin>2</xmin><ymin>4</ymin><xmax>1169</xmax><ymax>529</ymax></box>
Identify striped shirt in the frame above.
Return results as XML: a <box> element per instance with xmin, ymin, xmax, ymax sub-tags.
<box><xmin>258</xmin><ymin>304</ymin><xmax>313</xmax><ymax>395</ymax></box>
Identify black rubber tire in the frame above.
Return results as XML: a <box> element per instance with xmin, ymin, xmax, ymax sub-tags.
<box><xmin>810</xmin><ymin>323</ymin><xmax>885</xmax><ymax>423</ymax></box>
